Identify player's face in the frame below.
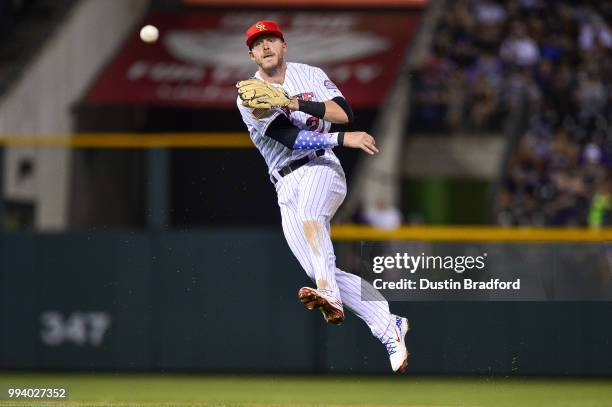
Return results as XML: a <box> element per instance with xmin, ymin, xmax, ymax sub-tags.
<box><xmin>249</xmin><ymin>35</ymin><xmax>287</xmax><ymax>71</ymax></box>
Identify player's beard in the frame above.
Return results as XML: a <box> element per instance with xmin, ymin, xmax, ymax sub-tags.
<box><xmin>260</xmin><ymin>53</ymin><xmax>284</xmax><ymax>76</ymax></box>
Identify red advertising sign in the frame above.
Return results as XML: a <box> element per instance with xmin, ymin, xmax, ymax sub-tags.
<box><xmin>85</xmin><ymin>11</ymin><xmax>421</xmax><ymax>108</ymax></box>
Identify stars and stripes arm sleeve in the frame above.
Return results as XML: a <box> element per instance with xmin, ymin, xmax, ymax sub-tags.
<box><xmin>293</xmin><ymin>129</ymin><xmax>344</xmax><ymax>150</ymax></box>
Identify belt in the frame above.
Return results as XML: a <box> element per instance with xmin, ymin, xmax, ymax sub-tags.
<box><xmin>272</xmin><ymin>149</ymin><xmax>325</xmax><ymax>184</ymax></box>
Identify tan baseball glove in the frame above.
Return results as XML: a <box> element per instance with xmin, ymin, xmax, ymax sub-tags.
<box><xmin>236</xmin><ymin>79</ymin><xmax>291</xmax><ymax>109</ymax></box>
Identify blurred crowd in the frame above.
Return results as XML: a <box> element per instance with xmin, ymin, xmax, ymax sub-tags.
<box><xmin>410</xmin><ymin>0</ymin><xmax>612</xmax><ymax>226</ymax></box>
<box><xmin>493</xmin><ymin>1</ymin><xmax>612</xmax><ymax>226</ymax></box>
<box><xmin>410</xmin><ymin>0</ymin><xmax>611</xmax><ymax>133</ymax></box>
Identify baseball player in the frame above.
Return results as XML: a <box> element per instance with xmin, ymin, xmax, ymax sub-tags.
<box><xmin>236</xmin><ymin>20</ymin><xmax>410</xmax><ymax>373</ymax></box>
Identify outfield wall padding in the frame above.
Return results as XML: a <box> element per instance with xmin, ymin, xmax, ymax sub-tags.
<box><xmin>1</xmin><ymin>230</ymin><xmax>611</xmax><ymax>375</ymax></box>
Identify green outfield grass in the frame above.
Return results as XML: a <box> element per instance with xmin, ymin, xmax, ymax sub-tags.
<box><xmin>0</xmin><ymin>374</ymin><xmax>611</xmax><ymax>407</ymax></box>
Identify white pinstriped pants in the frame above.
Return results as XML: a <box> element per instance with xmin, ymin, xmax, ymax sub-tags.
<box><xmin>273</xmin><ymin>151</ymin><xmax>393</xmax><ymax>340</ymax></box>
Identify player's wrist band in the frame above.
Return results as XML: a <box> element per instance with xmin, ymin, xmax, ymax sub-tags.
<box><xmin>298</xmin><ymin>100</ymin><xmax>326</xmax><ymax>119</ymax></box>
<box><xmin>337</xmin><ymin>132</ymin><xmax>345</xmax><ymax>146</ymax></box>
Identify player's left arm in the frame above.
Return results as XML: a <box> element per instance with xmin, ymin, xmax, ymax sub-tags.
<box><xmin>264</xmin><ymin>114</ymin><xmax>378</xmax><ymax>155</ymax></box>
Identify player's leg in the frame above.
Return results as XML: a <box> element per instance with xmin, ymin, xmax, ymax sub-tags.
<box><xmin>276</xmin><ymin>163</ymin><xmax>346</xmax><ymax>323</ymax></box>
<box><xmin>279</xmin><ymin>202</ymin><xmax>316</xmax><ymax>282</ymax></box>
<box><xmin>333</xmin><ymin>261</ymin><xmax>394</xmax><ymax>339</ymax></box>
<box><xmin>317</xmin><ymin>166</ymin><xmax>410</xmax><ymax>372</ymax></box>
<box><xmin>279</xmin><ymin>188</ymin><xmax>344</xmax><ymax>323</ymax></box>
<box><xmin>295</xmin><ymin>162</ymin><xmax>395</xmax><ymax>326</ymax></box>
<box><xmin>296</xmin><ymin>164</ymin><xmax>346</xmax><ymax>300</ymax></box>
<box><xmin>279</xmin><ymin>169</ymin><xmax>410</xmax><ymax>371</ymax></box>
<box><xmin>330</xmin><ymin>237</ymin><xmax>410</xmax><ymax>373</ymax></box>
<box><xmin>296</xmin><ymin>162</ymin><xmax>394</xmax><ymax>333</ymax></box>
<box><xmin>277</xmin><ymin>174</ymin><xmax>317</xmax><ymax>282</ymax></box>
<box><xmin>314</xmin><ymin>213</ymin><xmax>395</xmax><ymax>340</ymax></box>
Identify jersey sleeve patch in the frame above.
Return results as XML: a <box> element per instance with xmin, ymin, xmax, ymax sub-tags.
<box><xmin>324</xmin><ymin>80</ymin><xmax>338</xmax><ymax>90</ymax></box>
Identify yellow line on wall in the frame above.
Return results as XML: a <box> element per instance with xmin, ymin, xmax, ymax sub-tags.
<box><xmin>0</xmin><ymin>133</ymin><xmax>253</xmax><ymax>148</ymax></box>
<box><xmin>330</xmin><ymin>225</ymin><xmax>612</xmax><ymax>242</ymax></box>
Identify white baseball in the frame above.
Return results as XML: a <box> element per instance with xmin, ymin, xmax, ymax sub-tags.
<box><xmin>140</xmin><ymin>25</ymin><xmax>159</xmax><ymax>43</ymax></box>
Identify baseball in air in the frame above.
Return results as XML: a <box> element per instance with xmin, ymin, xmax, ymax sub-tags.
<box><xmin>140</xmin><ymin>25</ymin><xmax>159</xmax><ymax>43</ymax></box>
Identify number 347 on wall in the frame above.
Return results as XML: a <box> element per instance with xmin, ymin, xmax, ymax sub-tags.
<box><xmin>40</xmin><ymin>311</ymin><xmax>112</xmax><ymax>347</ymax></box>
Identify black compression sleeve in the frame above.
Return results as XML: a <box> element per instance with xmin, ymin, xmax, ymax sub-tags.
<box><xmin>298</xmin><ymin>100</ymin><xmax>326</xmax><ymax>118</ymax></box>
<box><xmin>332</xmin><ymin>96</ymin><xmax>354</xmax><ymax>124</ymax></box>
<box><xmin>264</xmin><ymin>114</ymin><xmax>300</xmax><ymax>148</ymax></box>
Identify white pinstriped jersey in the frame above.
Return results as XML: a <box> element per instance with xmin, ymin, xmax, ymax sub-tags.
<box><xmin>237</xmin><ymin>61</ymin><xmax>397</xmax><ymax>351</ymax></box>
<box><xmin>237</xmin><ymin>62</ymin><xmax>344</xmax><ymax>175</ymax></box>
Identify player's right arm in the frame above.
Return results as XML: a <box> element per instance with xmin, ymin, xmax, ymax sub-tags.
<box><xmin>265</xmin><ymin>114</ymin><xmax>378</xmax><ymax>155</ymax></box>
